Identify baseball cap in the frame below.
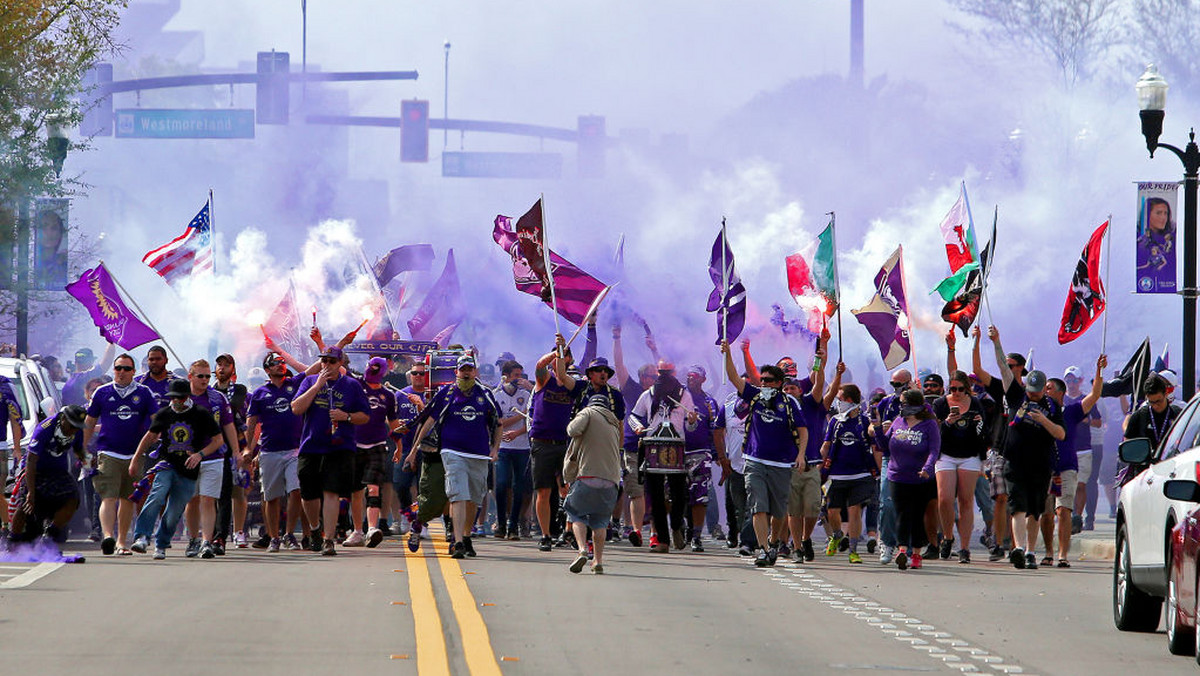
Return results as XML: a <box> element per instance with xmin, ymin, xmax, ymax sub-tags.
<box><xmin>319</xmin><ymin>346</ymin><xmax>344</xmax><ymax>360</ymax></box>
<box><xmin>364</xmin><ymin>356</ymin><xmax>388</xmax><ymax>384</ymax></box>
<box><xmin>1063</xmin><ymin>366</ymin><xmax>1082</xmax><ymax>380</ymax></box>
<box><xmin>215</xmin><ymin>353</ymin><xmax>236</xmax><ymax>366</ymax></box>
<box><xmin>75</xmin><ymin>347</ymin><xmax>95</xmax><ymax>363</ymax></box>
<box><xmin>587</xmin><ymin>393</ymin><xmax>611</xmax><ymax>409</ymax></box>
<box><xmin>922</xmin><ymin>373</ymin><xmax>944</xmax><ymax>388</ymax></box>
<box><xmin>1025</xmin><ymin>370</ymin><xmax>1048</xmax><ymax>393</ymax></box>
<box><xmin>1160</xmin><ymin>370</ymin><xmax>1179</xmax><ymax>390</ymax></box>
<box><xmin>495</xmin><ymin>351</ymin><xmax>516</xmax><ymax>365</ymax></box>
<box><xmin>686</xmin><ymin>364</ymin><xmax>706</xmax><ymax>378</ymax></box>
<box><xmin>456</xmin><ymin>354</ymin><xmax>477</xmax><ymax>369</ymax></box>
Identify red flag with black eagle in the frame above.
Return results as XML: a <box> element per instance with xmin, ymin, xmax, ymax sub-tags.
<box><xmin>1057</xmin><ymin>221</ymin><xmax>1108</xmax><ymax>345</ymax></box>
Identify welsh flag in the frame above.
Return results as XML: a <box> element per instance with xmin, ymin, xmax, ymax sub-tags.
<box><xmin>932</xmin><ymin>183</ymin><xmax>981</xmax><ymax>301</ymax></box>
<box><xmin>785</xmin><ymin>218</ymin><xmax>839</xmax><ymax>332</ymax></box>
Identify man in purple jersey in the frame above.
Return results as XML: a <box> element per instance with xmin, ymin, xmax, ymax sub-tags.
<box><xmin>180</xmin><ymin>359</ymin><xmax>240</xmax><ymax>560</ymax></box>
<box><xmin>244</xmin><ymin>352</ymin><xmax>308</xmax><ymax>552</ymax></box>
<box><xmin>291</xmin><ymin>346</ymin><xmax>370</xmax><ymax>556</ymax></box>
<box><xmin>349</xmin><ymin>357</ymin><xmax>401</xmax><ymax>548</ymax></box>
<box><xmin>62</xmin><ymin>344</ymin><xmax>115</xmax><ymax>407</ymax></box>
<box><xmin>395</xmin><ymin>364</ymin><xmax>427</xmax><ymax>544</ymax></box>
<box><xmin>8</xmin><ymin>406</ymin><xmax>87</xmax><ymax>554</ymax></box>
<box><xmin>0</xmin><ymin>375</ymin><xmax>24</xmax><ymax>537</ymax></box>
<box><xmin>83</xmin><ymin>353</ymin><xmax>156</xmax><ymax>556</ymax></box>
<box><xmin>612</xmin><ymin>322</ymin><xmax>659</xmax><ymax>545</ymax></box>
<box><xmin>529</xmin><ymin>336</ymin><xmax>577</xmax><ymax>551</ymax></box>
<box><xmin>682</xmin><ymin>365</ymin><xmax>728</xmax><ymax>552</ymax></box>
<box><xmin>135</xmin><ymin>345</ymin><xmax>180</xmax><ymax>411</ymax></box>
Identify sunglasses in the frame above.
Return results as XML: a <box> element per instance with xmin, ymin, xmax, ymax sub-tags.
<box><xmin>410</xmin><ymin>371</ymin><xmax>427</xmax><ymax>377</ymax></box>
<box><xmin>320</xmin><ymin>358</ymin><xmax>339</xmax><ymax>365</ymax></box>
<box><xmin>948</xmin><ymin>385</ymin><xmax>967</xmax><ymax>393</ymax></box>
<box><xmin>192</xmin><ymin>373</ymin><xmax>211</xmax><ymax>379</ymax></box>
<box><xmin>890</xmin><ymin>381</ymin><xmax>907</xmax><ymax>388</ymax></box>
<box><xmin>113</xmin><ymin>365</ymin><xmax>135</xmax><ymax>372</ymax></box>
<box><xmin>760</xmin><ymin>377</ymin><xmax>780</xmax><ymax>384</ymax></box>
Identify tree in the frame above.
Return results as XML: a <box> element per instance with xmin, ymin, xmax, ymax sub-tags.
<box><xmin>1129</xmin><ymin>0</ymin><xmax>1200</xmax><ymax>92</ymax></box>
<box><xmin>946</xmin><ymin>0</ymin><xmax>1124</xmax><ymax>86</ymax></box>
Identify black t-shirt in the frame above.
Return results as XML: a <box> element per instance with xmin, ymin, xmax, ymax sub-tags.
<box><xmin>932</xmin><ymin>395</ymin><xmax>990</xmax><ymax>459</ymax></box>
<box><xmin>1124</xmin><ymin>403</ymin><xmax>1183</xmax><ymax>448</ymax></box>
<box><xmin>1002</xmin><ymin>393</ymin><xmax>1062</xmax><ymax>471</ymax></box>
<box><xmin>213</xmin><ymin>382</ymin><xmax>249</xmax><ymax>433</ymax></box>
<box><xmin>149</xmin><ymin>405</ymin><xmax>221</xmax><ymax>480</ymax></box>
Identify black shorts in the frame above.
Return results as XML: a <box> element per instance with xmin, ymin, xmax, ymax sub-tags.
<box><xmin>16</xmin><ymin>477</ymin><xmax>78</xmax><ymax>522</ymax></box>
<box><xmin>1004</xmin><ymin>463</ymin><xmax>1051</xmax><ymax>519</ymax></box>
<box><xmin>358</xmin><ymin>444</ymin><xmax>390</xmax><ymax>488</ymax></box>
<box><xmin>826</xmin><ymin>477</ymin><xmax>875</xmax><ymax>510</ymax></box>
<box><xmin>298</xmin><ymin>450</ymin><xmax>355</xmax><ymax>501</ymax></box>
<box><xmin>530</xmin><ymin>439</ymin><xmax>567</xmax><ymax>490</ymax></box>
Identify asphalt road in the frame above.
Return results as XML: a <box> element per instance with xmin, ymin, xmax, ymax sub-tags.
<box><xmin>0</xmin><ymin>525</ymin><xmax>1187</xmax><ymax>676</ymax></box>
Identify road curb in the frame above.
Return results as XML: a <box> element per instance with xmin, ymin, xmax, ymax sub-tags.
<box><xmin>1076</xmin><ymin>537</ymin><xmax>1116</xmax><ymax>562</ymax></box>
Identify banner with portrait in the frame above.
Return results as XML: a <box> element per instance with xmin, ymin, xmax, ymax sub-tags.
<box><xmin>1135</xmin><ymin>181</ymin><xmax>1180</xmax><ymax>294</ymax></box>
<box><xmin>33</xmin><ymin>197</ymin><xmax>69</xmax><ymax>291</ymax></box>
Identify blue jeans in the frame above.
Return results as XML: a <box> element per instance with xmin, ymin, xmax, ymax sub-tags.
<box><xmin>133</xmin><ymin>467</ymin><xmax>197</xmax><ymax>550</ymax></box>
<box><xmin>974</xmin><ymin>474</ymin><xmax>994</xmax><ymax>526</ymax></box>
<box><xmin>494</xmin><ymin>450</ymin><xmax>532</xmax><ymax>531</ymax></box>
<box><xmin>879</xmin><ymin>458</ymin><xmax>897</xmax><ymax>547</ymax></box>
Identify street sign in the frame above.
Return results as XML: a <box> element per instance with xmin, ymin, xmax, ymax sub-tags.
<box><xmin>115</xmin><ymin>109</ymin><xmax>256</xmax><ymax>139</ymax></box>
<box><xmin>442</xmin><ymin>151</ymin><xmax>562</xmax><ymax>179</ymax></box>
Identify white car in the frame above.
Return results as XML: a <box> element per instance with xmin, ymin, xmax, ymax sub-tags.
<box><xmin>1115</xmin><ymin>394</ymin><xmax>1200</xmax><ymax>633</ymax></box>
<box><xmin>0</xmin><ymin>357</ymin><xmax>62</xmax><ymax>455</ymax></box>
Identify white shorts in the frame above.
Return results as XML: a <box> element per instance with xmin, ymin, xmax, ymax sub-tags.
<box><xmin>1076</xmin><ymin>453</ymin><xmax>1093</xmax><ymax>485</ymax></box>
<box><xmin>934</xmin><ymin>455</ymin><xmax>983</xmax><ymax>474</ymax></box>
<box><xmin>195</xmin><ymin>460</ymin><xmax>223</xmax><ymax>498</ymax></box>
<box><xmin>260</xmin><ymin>449</ymin><xmax>300</xmax><ymax>501</ymax></box>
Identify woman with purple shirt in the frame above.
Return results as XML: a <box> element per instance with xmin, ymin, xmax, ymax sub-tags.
<box><xmin>878</xmin><ymin>389</ymin><xmax>940</xmax><ymax>571</ymax></box>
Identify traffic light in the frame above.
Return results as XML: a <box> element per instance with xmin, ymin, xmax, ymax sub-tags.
<box><xmin>256</xmin><ymin>51</ymin><xmax>290</xmax><ymax>125</ymax></box>
<box><xmin>401</xmin><ymin>100</ymin><xmax>429</xmax><ymax>163</ymax></box>
<box><xmin>32</xmin><ymin>198</ymin><xmax>68</xmax><ymax>291</ymax></box>
<box><xmin>577</xmin><ymin>115</ymin><xmax>606</xmax><ymax>178</ymax></box>
<box><xmin>80</xmin><ymin>63</ymin><xmax>113</xmax><ymax>137</ymax></box>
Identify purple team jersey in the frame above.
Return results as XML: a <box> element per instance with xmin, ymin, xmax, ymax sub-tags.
<box><xmin>26</xmin><ymin>415</ymin><xmax>82</xmax><ymax>482</ymax></box>
<box><xmin>396</xmin><ymin>387</ymin><xmax>425</xmax><ymax>452</ymax></box>
<box><xmin>425</xmin><ymin>383</ymin><xmax>501</xmax><ymax>458</ymax></box>
<box><xmin>529</xmin><ymin>379</ymin><xmax>573</xmax><ymax>441</ymax></box>
<box><xmin>823</xmin><ymin>414</ymin><xmax>876</xmax><ymax>477</ymax></box>
<box><xmin>85</xmin><ymin>382</ymin><xmax>156</xmax><ymax>458</ymax></box>
<box><xmin>247</xmin><ymin>374</ymin><xmax>305</xmax><ymax>453</ymax></box>
<box><xmin>191</xmin><ymin>388</ymin><xmax>235</xmax><ymax>460</ymax></box>
<box><xmin>357</xmin><ymin>383</ymin><xmax>399</xmax><ymax>447</ymax></box>
<box><xmin>1055</xmin><ymin>401</ymin><xmax>1086</xmax><ymax>473</ymax></box>
<box><xmin>294</xmin><ymin>374</ymin><xmax>370</xmax><ymax>455</ymax></box>
<box><xmin>684</xmin><ymin>389</ymin><xmax>725</xmax><ymax>451</ymax></box>
<box><xmin>883</xmin><ymin>416</ymin><xmax>940</xmax><ymax>483</ymax></box>
<box><xmin>136</xmin><ymin>372</ymin><xmax>180</xmax><ymax>410</ymax></box>
<box><xmin>800</xmin><ymin>393</ymin><xmax>828</xmax><ymax>463</ymax></box>
<box><xmin>739</xmin><ymin>383</ymin><xmax>804</xmax><ymax>467</ymax></box>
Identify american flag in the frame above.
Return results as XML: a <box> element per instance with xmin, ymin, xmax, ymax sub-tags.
<box><xmin>142</xmin><ymin>202</ymin><xmax>213</xmax><ymax>285</ymax></box>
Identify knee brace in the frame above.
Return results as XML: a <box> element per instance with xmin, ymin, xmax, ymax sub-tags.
<box><xmin>366</xmin><ymin>495</ymin><xmax>383</xmax><ymax>509</ymax></box>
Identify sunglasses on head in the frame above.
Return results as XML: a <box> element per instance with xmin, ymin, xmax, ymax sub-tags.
<box><xmin>113</xmin><ymin>365</ymin><xmax>134</xmax><ymax>372</ymax></box>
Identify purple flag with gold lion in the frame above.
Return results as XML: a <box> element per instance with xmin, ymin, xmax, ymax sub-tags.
<box><xmin>66</xmin><ymin>264</ymin><xmax>160</xmax><ymax>349</ymax></box>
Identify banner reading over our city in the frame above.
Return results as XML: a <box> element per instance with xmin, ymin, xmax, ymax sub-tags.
<box><xmin>1135</xmin><ymin>181</ymin><xmax>1180</xmax><ymax>294</ymax></box>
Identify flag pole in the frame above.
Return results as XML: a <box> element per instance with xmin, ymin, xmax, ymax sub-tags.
<box><xmin>101</xmin><ymin>260</ymin><xmax>185</xmax><ymax>367</ymax></box>
<box><xmin>1101</xmin><ymin>215</ymin><xmax>1113</xmax><ymax>355</ymax></box>
<box><xmin>357</xmin><ymin>245</ymin><xmax>398</xmax><ymax>338</ymax></box>
<box><xmin>208</xmin><ymin>189</ymin><xmax>215</xmax><ymax>275</ymax></box>
<box><xmin>981</xmin><ymin>206</ymin><xmax>997</xmax><ymax>327</ymax></box>
<box><xmin>828</xmin><ymin>211</ymin><xmax>843</xmax><ymax>363</ymax></box>
<box><xmin>541</xmin><ymin>194</ymin><xmax>563</xmax><ymax>356</ymax></box>
<box><xmin>720</xmin><ymin>218</ymin><xmax>729</xmax><ymax>385</ymax></box>
<box><xmin>897</xmin><ymin>245</ymin><xmax>918</xmax><ymax>376</ymax></box>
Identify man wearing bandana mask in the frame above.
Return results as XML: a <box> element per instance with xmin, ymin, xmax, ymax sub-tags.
<box><xmin>127</xmin><ymin>380</ymin><xmax>223</xmax><ymax>559</ymax></box>
<box><xmin>628</xmin><ymin>359</ymin><xmax>696</xmax><ymax>552</ymax></box>
<box><xmin>7</xmin><ymin>405</ymin><xmax>87</xmax><ymax>554</ymax></box>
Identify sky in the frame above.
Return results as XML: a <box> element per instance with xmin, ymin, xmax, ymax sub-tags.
<box><xmin>49</xmin><ymin>0</ymin><xmax>1198</xmax><ymax>390</ymax></box>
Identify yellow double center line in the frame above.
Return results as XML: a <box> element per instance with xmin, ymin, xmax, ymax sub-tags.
<box><xmin>402</xmin><ymin>526</ymin><xmax>503</xmax><ymax>676</ymax></box>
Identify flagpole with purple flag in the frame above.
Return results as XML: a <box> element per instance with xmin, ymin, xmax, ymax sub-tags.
<box><xmin>721</xmin><ymin>218</ymin><xmax>729</xmax><ymax>384</ymax></box>
<box><xmin>541</xmin><ymin>194</ymin><xmax>563</xmax><ymax>353</ymax></box>
<box><xmin>97</xmin><ymin>261</ymin><xmax>184</xmax><ymax>366</ymax></box>
<box><xmin>357</xmin><ymin>245</ymin><xmax>398</xmax><ymax>338</ymax></box>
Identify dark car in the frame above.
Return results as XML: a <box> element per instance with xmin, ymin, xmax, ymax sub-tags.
<box><xmin>1163</xmin><ymin>478</ymin><xmax>1200</xmax><ymax>662</ymax></box>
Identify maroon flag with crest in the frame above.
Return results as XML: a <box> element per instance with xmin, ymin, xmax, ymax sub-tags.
<box><xmin>492</xmin><ymin>215</ymin><xmax>607</xmax><ymax>326</ymax></box>
<box><xmin>1058</xmin><ymin>221</ymin><xmax>1108</xmax><ymax>345</ymax></box>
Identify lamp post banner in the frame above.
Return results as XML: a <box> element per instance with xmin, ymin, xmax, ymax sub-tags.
<box><xmin>1136</xmin><ymin>181</ymin><xmax>1181</xmax><ymax>294</ymax></box>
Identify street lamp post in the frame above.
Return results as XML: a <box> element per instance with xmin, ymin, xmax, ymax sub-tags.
<box><xmin>16</xmin><ymin>120</ymin><xmax>70</xmax><ymax>356</ymax></box>
<box><xmin>443</xmin><ymin>40</ymin><xmax>450</xmax><ymax>150</ymax></box>
<box><xmin>1138</xmin><ymin>64</ymin><xmax>1200</xmax><ymax>401</ymax></box>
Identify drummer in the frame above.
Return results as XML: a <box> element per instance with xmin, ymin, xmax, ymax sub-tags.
<box><xmin>628</xmin><ymin>360</ymin><xmax>697</xmax><ymax>553</ymax></box>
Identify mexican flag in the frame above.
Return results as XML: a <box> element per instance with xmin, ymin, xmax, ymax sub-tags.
<box><xmin>785</xmin><ymin>218</ymin><xmax>839</xmax><ymax>331</ymax></box>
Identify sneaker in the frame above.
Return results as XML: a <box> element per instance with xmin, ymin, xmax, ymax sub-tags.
<box><xmin>767</xmin><ymin>547</ymin><xmax>779</xmax><ymax>566</ymax></box>
<box><xmin>308</xmin><ymin>534</ymin><xmax>324</xmax><ymax>553</ymax></box>
<box><xmin>866</xmin><ymin>538</ymin><xmax>877</xmax><ymax>554</ymax></box>
<box><xmin>366</xmin><ymin>528</ymin><xmax>384</xmax><ymax>548</ymax></box>
<box><xmin>838</xmin><ymin>536</ymin><xmax>850</xmax><ymax>553</ymax></box>
<box><xmin>1071</xmin><ymin>515</ymin><xmax>1083</xmax><ymax>535</ymax></box>
<box><xmin>1009</xmin><ymin>547</ymin><xmax>1026</xmax><ymax>569</ymax></box>
<box><xmin>200</xmin><ymin>541</ymin><xmax>215</xmax><ymax>559</ymax></box>
<box><xmin>538</xmin><ymin>536</ymin><xmax>553</xmax><ymax>552</ymax></box>
<box><xmin>939</xmin><ymin>538</ymin><xmax>954</xmax><ymax>560</ymax></box>
<box><xmin>450</xmin><ymin>541</ymin><xmax>466</xmax><ymax>559</ymax></box>
<box><xmin>185</xmin><ymin>538</ymin><xmax>201</xmax><ymax>558</ymax></box>
<box><xmin>921</xmin><ymin>543</ymin><xmax>938</xmax><ymax>560</ymax></box>
<box><xmin>252</xmin><ymin>533</ymin><xmax>271</xmax><ymax>549</ymax></box>
<box><xmin>494</xmin><ymin>525</ymin><xmax>508</xmax><ymax>540</ymax></box>
<box><xmin>408</xmin><ymin>528</ymin><xmax>422</xmax><ymax>553</ymax></box>
<box><xmin>283</xmin><ymin>534</ymin><xmax>301</xmax><ymax>550</ymax></box>
<box><xmin>88</xmin><ymin>529</ymin><xmax>102</xmax><ymax>543</ymax></box>
<box><xmin>880</xmin><ymin>544</ymin><xmax>896</xmax><ymax>565</ymax></box>
<box><xmin>691</xmin><ymin>536</ymin><xmax>704</xmax><ymax>553</ymax></box>
<box><xmin>671</xmin><ymin>529</ymin><xmax>685</xmax><ymax>550</ymax></box>
<box><xmin>569</xmin><ymin>552</ymin><xmax>588</xmax><ymax>573</ymax></box>
<box><xmin>267</xmin><ymin>537</ymin><xmax>281</xmax><ymax>553</ymax></box>
<box><xmin>507</xmin><ymin>530</ymin><xmax>521</xmax><ymax>541</ymax></box>
<box><xmin>825</xmin><ymin>535</ymin><xmax>841</xmax><ymax>556</ymax></box>
<box><xmin>650</xmin><ymin>542</ymin><xmax>670</xmax><ymax>553</ymax></box>
<box><xmin>848</xmin><ymin>551</ymin><xmax>863</xmax><ymax>564</ymax></box>
<box><xmin>802</xmin><ymin>539</ymin><xmax>816</xmax><ymax>562</ymax></box>
<box><xmin>711</xmin><ymin>525</ymin><xmax>725</xmax><ymax>542</ymax></box>
<box><xmin>1026</xmin><ymin>552</ymin><xmax>1038</xmax><ymax>570</ymax></box>
<box><xmin>153</xmin><ymin>547</ymin><xmax>166</xmax><ymax>560</ymax></box>
<box><xmin>793</xmin><ymin>548</ymin><xmax>805</xmax><ymax>563</ymax></box>
<box><xmin>988</xmin><ymin>546</ymin><xmax>1007</xmax><ymax>562</ymax></box>
<box><xmin>910</xmin><ymin>553</ymin><xmax>923</xmax><ymax>569</ymax></box>
<box><xmin>301</xmin><ymin>534</ymin><xmax>311</xmax><ymax>551</ymax></box>
<box><xmin>726</xmin><ymin>536</ymin><xmax>738</xmax><ymax>549</ymax></box>
<box><xmin>343</xmin><ymin>531</ymin><xmax>366</xmax><ymax>547</ymax></box>
<box><xmin>778</xmin><ymin>542</ymin><xmax>792</xmax><ymax>558</ymax></box>
<box><xmin>212</xmin><ymin>538</ymin><xmax>226</xmax><ymax>556</ymax></box>
<box><xmin>321</xmin><ymin>539</ymin><xmax>337</xmax><ymax>556</ymax></box>
<box><xmin>958</xmin><ymin>549</ymin><xmax>971</xmax><ymax>564</ymax></box>
<box><xmin>738</xmin><ymin>545</ymin><xmax>753</xmax><ymax>557</ymax></box>
<box><xmin>463</xmin><ymin>536</ymin><xmax>477</xmax><ymax>558</ymax></box>
<box><xmin>754</xmin><ymin>548</ymin><xmax>771</xmax><ymax>567</ymax></box>
<box><xmin>895</xmin><ymin>550</ymin><xmax>908</xmax><ymax>570</ymax></box>
<box><xmin>130</xmin><ymin>536</ymin><xmax>149</xmax><ymax>554</ymax></box>
<box><xmin>593</xmin><ymin>563</ymin><xmax>605</xmax><ymax>574</ymax></box>
<box><xmin>628</xmin><ymin>530</ymin><xmax>643</xmax><ymax>547</ymax></box>
<box><xmin>234</xmin><ymin>531</ymin><xmax>248</xmax><ymax>548</ymax></box>
<box><xmin>101</xmin><ymin>536</ymin><xmax>116</xmax><ymax>556</ymax></box>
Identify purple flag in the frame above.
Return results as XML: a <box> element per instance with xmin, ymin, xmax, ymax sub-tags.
<box><xmin>492</xmin><ymin>216</ymin><xmax>607</xmax><ymax>325</ymax></box>
<box><xmin>705</xmin><ymin>226</ymin><xmax>746</xmax><ymax>344</ymax></box>
<box><xmin>373</xmin><ymin>243</ymin><xmax>435</xmax><ymax>287</ymax></box>
<box><xmin>851</xmin><ymin>247</ymin><xmax>911</xmax><ymax>369</ymax></box>
<box><xmin>407</xmin><ymin>250</ymin><xmax>465</xmax><ymax>341</ymax></box>
<box><xmin>65</xmin><ymin>264</ymin><xmax>161</xmax><ymax>349</ymax></box>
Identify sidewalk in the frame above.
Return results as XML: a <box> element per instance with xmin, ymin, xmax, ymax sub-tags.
<box><xmin>1073</xmin><ymin>513</ymin><xmax>1117</xmax><ymax>562</ymax></box>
